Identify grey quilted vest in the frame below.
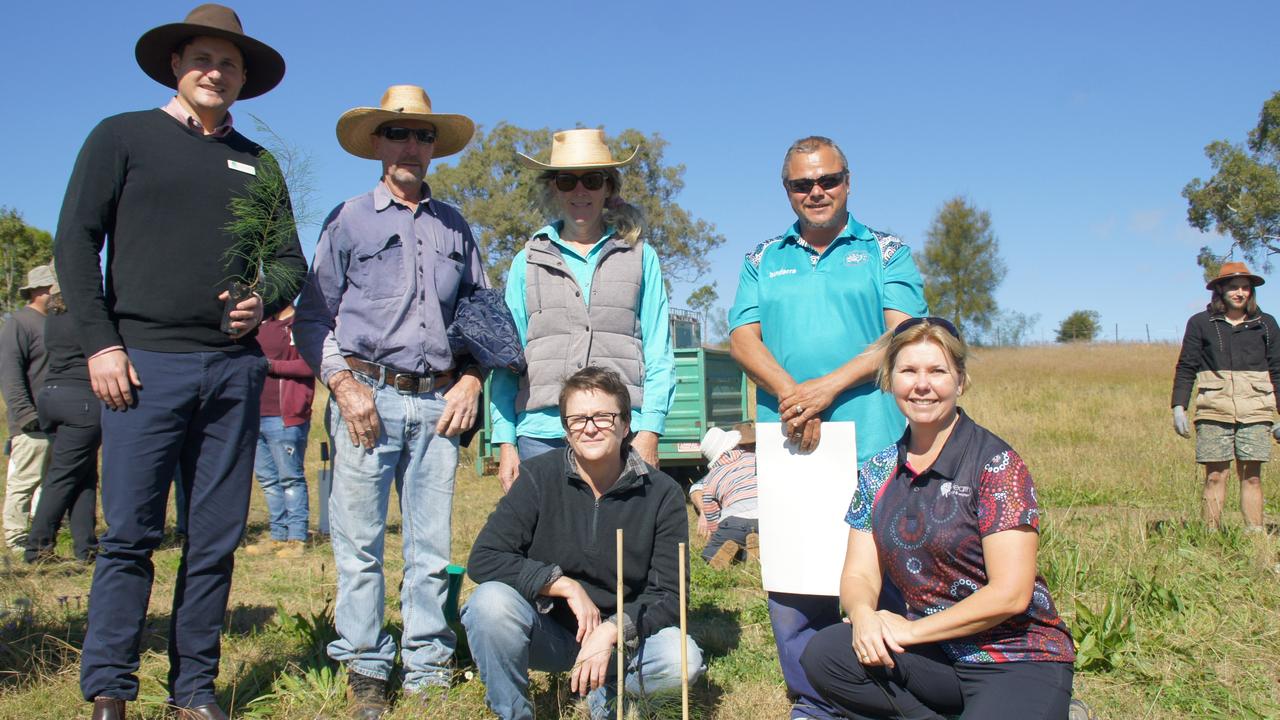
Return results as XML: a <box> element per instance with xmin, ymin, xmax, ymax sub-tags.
<box><xmin>517</xmin><ymin>236</ymin><xmax>645</xmax><ymax>412</ymax></box>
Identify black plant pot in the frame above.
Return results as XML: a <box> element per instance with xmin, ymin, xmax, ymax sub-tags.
<box><xmin>220</xmin><ymin>281</ymin><xmax>253</xmax><ymax>334</ymax></box>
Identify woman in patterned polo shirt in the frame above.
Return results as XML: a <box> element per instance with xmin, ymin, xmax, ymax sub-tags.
<box><xmin>799</xmin><ymin>317</ymin><xmax>1079</xmax><ymax>719</ymax></box>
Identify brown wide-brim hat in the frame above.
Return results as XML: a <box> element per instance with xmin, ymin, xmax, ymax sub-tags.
<box><xmin>336</xmin><ymin>85</ymin><xmax>475</xmax><ymax>160</ymax></box>
<box><xmin>517</xmin><ymin>128</ymin><xmax>639</xmax><ymax>171</ymax></box>
<box><xmin>1207</xmin><ymin>261</ymin><xmax>1265</xmax><ymax>290</ymax></box>
<box><xmin>135</xmin><ymin>4</ymin><xmax>285</xmax><ymax>100</ymax></box>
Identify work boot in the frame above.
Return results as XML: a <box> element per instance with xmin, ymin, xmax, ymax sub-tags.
<box><xmin>275</xmin><ymin>540</ymin><xmax>305</xmax><ymax>559</ymax></box>
<box><xmin>244</xmin><ymin>538</ymin><xmax>282</xmax><ymax>556</ymax></box>
<box><xmin>172</xmin><ymin>704</ymin><xmax>228</xmax><ymax>720</ymax></box>
<box><xmin>743</xmin><ymin>532</ymin><xmax>760</xmax><ymax>563</ymax></box>
<box><xmin>91</xmin><ymin>697</ymin><xmax>126</xmax><ymax>720</ymax></box>
<box><xmin>347</xmin><ymin>670</ymin><xmax>388</xmax><ymax>719</ymax></box>
<box><xmin>708</xmin><ymin>540</ymin><xmax>741</xmax><ymax>569</ymax></box>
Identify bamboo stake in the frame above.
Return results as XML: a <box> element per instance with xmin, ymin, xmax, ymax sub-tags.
<box><xmin>678</xmin><ymin>541</ymin><xmax>689</xmax><ymax>720</ymax></box>
<box><xmin>617</xmin><ymin>528</ymin><xmax>624</xmax><ymax>720</ymax></box>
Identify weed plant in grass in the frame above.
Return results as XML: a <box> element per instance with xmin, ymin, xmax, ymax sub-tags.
<box><xmin>1</xmin><ymin>343</ymin><xmax>1278</xmax><ymax>718</ymax></box>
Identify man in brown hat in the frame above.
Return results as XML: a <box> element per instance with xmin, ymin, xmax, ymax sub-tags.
<box><xmin>52</xmin><ymin>5</ymin><xmax>304</xmax><ymax>720</ymax></box>
<box><xmin>0</xmin><ymin>263</ymin><xmax>55</xmax><ymax>553</ymax></box>
<box><xmin>294</xmin><ymin>85</ymin><xmax>485</xmax><ymax>719</ymax></box>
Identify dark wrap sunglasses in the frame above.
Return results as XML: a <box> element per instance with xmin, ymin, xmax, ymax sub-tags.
<box><xmin>375</xmin><ymin>127</ymin><xmax>437</xmax><ymax>144</ymax></box>
<box><xmin>783</xmin><ymin>170</ymin><xmax>848</xmax><ymax>195</ymax></box>
<box><xmin>552</xmin><ymin>171</ymin><xmax>608</xmax><ymax>192</ymax></box>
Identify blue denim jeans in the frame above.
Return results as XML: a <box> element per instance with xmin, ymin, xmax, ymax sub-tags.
<box><xmin>253</xmin><ymin>416</ymin><xmax>310</xmax><ymax>541</ymax></box>
<box><xmin>462</xmin><ymin>581</ymin><xmax>704</xmax><ymax>720</ymax></box>
<box><xmin>768</xmin><ymin>592</ymin><xmax>844</xmax><ymax>719</ymax></box>
<box><xmin>516</xmin><ymin>435</ymin><xmax>566</xmax><ymax>461</ymax></box>
<box><xmin>326</xmin><ymin>375</ymin><xmax>459</xmax><ymax>690</ymax></box>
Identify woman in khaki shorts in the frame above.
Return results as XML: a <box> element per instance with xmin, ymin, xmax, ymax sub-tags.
<box><xmin>1171</xmin><ymin>262</ymin><xmax>1280</xmax><ymax>531</ymax></box>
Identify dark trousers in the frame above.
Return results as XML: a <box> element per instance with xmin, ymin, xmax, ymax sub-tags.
<box><xmin>79</xmin><ymin>348</ymin><xmax>265</xmax><ymax>707</ymax></box>
<box><xmin>800</xmin><ymin>622</ymin><xmax>1074</xmax><ymax>719</ymax></box>
<box><xmin>768</xmin><ymin>591</ymin><xmax>845</xmax><ymax>719</ymax></box>
<box><xmin>27</xmin><ymin>383</ymin><xmax>101</xmax><ymax>561</ymax></box>
<box><xmin>700</xmin><ymin>516</ymin><xmax>758</xmax><ymax>562</ymax></box>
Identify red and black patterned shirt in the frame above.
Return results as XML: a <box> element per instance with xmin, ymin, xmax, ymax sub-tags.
<box><xmin>845</xmin><ymin>409</ymin><xmax>1076</xmax><ymax>664</ymax></box>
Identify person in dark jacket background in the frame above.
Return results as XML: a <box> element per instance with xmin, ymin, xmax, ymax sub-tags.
<box><xmin>1171</xmin><ymin>261</ymin><xmax>1280</xmax><ymax>531</ymax></box>
<box><xmin>463</xmin><ymin>367</ymin><xmax>702</xmax><ymax>720</ymax></box>
<box><xmin>244</xmin><ymin>303</ymin><xmax>315</xmax><ymax>559</ymax></box>
<box><xmin>25</xmin><ymin>282</ymin><xmax>100</xmax><ymax>563</ymax></box>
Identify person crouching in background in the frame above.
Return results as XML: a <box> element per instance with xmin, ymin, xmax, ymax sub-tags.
<box><xmin>691</xmin><ymin>423</ymin><xmax>759</xmax><ymax>568</ymax></box>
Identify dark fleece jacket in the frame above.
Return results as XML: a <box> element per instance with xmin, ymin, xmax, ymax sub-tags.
<box><xmin>467</xmin><ymin>447</ymin><xmax>689</xmax><ymax>643</ymax></box>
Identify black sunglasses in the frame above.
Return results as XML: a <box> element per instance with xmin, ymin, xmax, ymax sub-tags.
<box><xmin>376</xmin><ymin>127</ymin><xmax>437</xmax><ymax>144</ymax></box>
<box><xmin>783</xmin><ymin>170</ymin><xmax>848</xmax><ymax>195</ymax></box>
<box><xmin>553</xmin><ymin>171</ymin><xmax>608</xmax><ymax>192</ymax></box>
<box><xmin>894</xmin><ymin>316</ymin><xmax>962</xmax><ymax>340</ymax></box>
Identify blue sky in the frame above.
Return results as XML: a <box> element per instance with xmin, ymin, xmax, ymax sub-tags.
<box><xmin>2</xmin><ymin>1</ymin><xmax>1277</xmax><ymax>342</ymax></box>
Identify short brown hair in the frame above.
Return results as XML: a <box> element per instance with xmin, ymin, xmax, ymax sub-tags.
<box><xmin>558</xmin><ymin>366</ymin><xmax>632</xmax><ymax>428</ymax></box>
<box><xmin>781</xmin><ymin>135</ymin><xmax>849</xmax><ymax>179</ymax></box>
<box><xmin>877</xmin><ymin>320</ymin><xmax>970</xmax><ymax>392</ymax></box>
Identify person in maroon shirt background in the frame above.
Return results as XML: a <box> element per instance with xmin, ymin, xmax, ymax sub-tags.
<box><xmin>244</xmin><ymin>303</ymin><xmax>315</xmax><ymax>558</ymax></box>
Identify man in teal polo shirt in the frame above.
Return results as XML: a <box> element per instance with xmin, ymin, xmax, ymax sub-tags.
<box><xmin>728</xmin><ymin>135</ymin><xmax>927</xmax><ymax>720</ymax></box>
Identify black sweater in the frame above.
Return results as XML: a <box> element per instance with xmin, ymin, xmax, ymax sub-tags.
<box><xmin>1171</xmin><ymin>309</ymin><xmax>1280</xmax><ymax>409</ymax></box>
<box><xmin>54</xmin><ymin>109</ymin><xmax>307</xmax><ymax>354</ymax></box>
<box><xmin>467</xmin><ymin>448</ymin><xmax>689</xmax><ymax>643</ymax></box>
<box><xmin>43</xmin><ymin>309</ymin><xmax>89</xmax><ymax>389</ymax></box>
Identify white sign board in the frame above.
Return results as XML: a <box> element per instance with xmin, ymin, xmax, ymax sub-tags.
<box><xmin>756</xmin><ymin>421</ymin><xmax>858</xmax><ymax>596</ymax></box>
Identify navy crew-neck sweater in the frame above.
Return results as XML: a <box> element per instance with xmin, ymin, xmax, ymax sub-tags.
<box><xmin>54</xmin><ymin>109</ymin><xmax>308</xmax><ymax>354</ymax></box>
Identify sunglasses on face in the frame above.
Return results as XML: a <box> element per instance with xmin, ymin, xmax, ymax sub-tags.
<box><xmin>783</xmin><ymin>170</ymin><xmax>848</xmax><ymax>195</ymax></box>
<box><xmin>894</xmin><ymin>316</ymin><xmax>962</xmax><ymax>340</ymax></box>
<box><xmin>564</xmin><ymin>412</ymin><xmax>620</xmax><ymax>432</ymax></box>
<box><xmin>376</xmin><ymin>127</ymin><xmax>437</xmax><ymax>144</ymax></box>
<box><xmin>554</xmin><ymin>171</ymin><xmax>608</xmax><ymax>192</ymax></box>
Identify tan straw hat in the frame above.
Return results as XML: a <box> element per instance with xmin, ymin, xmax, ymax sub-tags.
<box><xmin>135</xmin><ymin>4</ymin><xmax>285</xmax><ymax>100</ymax></box>
<box><xmin>1206</xmin><ymin>261</ymin><xmax>1265</xmax><ymax>290</ymax></box>
<box><xmin>517</xmin><ymin>128</ymin><xmax>639</xmax><ymax>170</ymax></box>
<box><xmin>19</xmin><ymin>264</ymin><xmax>56</xmax><ymax>298</ymax></box>
<box><xmin>336</xmin><ymin>85</ymin><xmax>475</xmax><ymax>160</ymax></box>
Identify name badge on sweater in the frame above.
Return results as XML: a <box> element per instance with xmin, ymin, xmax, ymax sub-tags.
<box><xmin>227</xmin><ymin>160</ymin><xmax>256</xmax><ymax>176</ymax></box>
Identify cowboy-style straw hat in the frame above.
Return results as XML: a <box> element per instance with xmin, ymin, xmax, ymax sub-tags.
<box><xmin>1206</xmin><ymin>261</ymin><xmax>1265</xmax><ymax>290</ymax></box>
<box><xmin>336</xmin><ymin>85</ymin><xmax>475</xmax><ymax>160</ymax></box>
<box><xmin>135</xmin><ymin>4</ymin><xmax>285</xmax><ymax>100</ymax></box>
<box><xmin>517</xmin><ymin>129</ymin><xmax>639</xmax><ymax>171</ymax></box>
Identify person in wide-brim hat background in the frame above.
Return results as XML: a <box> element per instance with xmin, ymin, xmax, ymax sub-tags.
<box><xmin>336</xmin><ymin>85</ymin><xmax>475</xmax><ymax>159</ymax></box>
<box><xmin>489</xmin><ymin>126</ymin><xmax>674</xmax><ymax>495</ymax></box>
<box><xmin>1171</xmin><ymin>257</ymin><xmax>1280</xmax><ymax>533</ymax></box>
<box><xmin>134</xmin><ymin>2</ymin><xmax>285</xmax><ymax>99</ymax></box>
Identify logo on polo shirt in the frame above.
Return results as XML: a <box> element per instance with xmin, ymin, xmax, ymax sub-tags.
<box><xmin>939</xmin><ymin>481</ymin><xmax>972</xmax><ymax>498</ymax></box>
<box><xmin>845</xmin><ymin>251</ymin><xmax>869</xmax><ymax>265</ymax></box>
<box><xmin>768</xmin><ymin>268</ymin><xmax>797</xmax><ymax>279</ymax></box>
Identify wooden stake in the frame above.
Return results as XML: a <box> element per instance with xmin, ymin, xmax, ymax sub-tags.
<box><xmin>617</xmin><ymin>528</ymin><xmax>624</xmax><ymax>720</ymax></box>
<box><xmin>679</xmin><ymin>541</ymin><xmax>689</xmax><ymax>720</ymax></box>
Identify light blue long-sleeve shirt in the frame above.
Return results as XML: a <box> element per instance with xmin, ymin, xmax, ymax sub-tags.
<box><xmin>490</xmin><ymin>223</ymin><xmax>675</xmax><ymax>444</ymax></box>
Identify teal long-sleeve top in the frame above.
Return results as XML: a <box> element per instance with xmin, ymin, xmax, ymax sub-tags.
<box><xmin>490</xmin><ymin>223</ymin><xmax>675</xmax><ymax>444</ymax></box>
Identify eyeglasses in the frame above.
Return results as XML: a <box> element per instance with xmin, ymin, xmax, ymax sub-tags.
<box><xmin>894</xmin><ymin>316</ymin><xmax>962</xmax><ymax>340</ymax></box>
<box><xmin>783</xmin><ymin>170</ymin><xmax>847</xmax><ymax>195</ymax></box>
<box><xmin>564</xmin><ymin>412</ymin><xmax>620</xmax><ymax>432</ymax></box>
<box><xmin>376</xmin><ymin>127</ymin><xmax>437</xmax><ymax>144</ymax></box>
<box><xmin>554</xmin><ymin>171</ymin><xmax>608</xmax><ymax>192</ymax></box>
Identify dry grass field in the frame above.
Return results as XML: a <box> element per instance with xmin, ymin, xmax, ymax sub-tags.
<box><xmin>0</xmin><ymin>342</ymin><xmax>1277</xmax><ymax>718</ymax></box>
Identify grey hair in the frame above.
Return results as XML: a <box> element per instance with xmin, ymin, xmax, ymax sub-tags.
<box><xmin>534</xmin><ymin>168</ymin><xmax>645</xmax><ymax>246</ymax></box>
<box><xmin>780</xmin><ymin>136</ymin><xmax>849</xmax><ymax>179</ymax></box>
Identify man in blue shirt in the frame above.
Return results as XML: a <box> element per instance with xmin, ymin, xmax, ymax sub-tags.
<box><xmin>728</xmin><ymin>136</ymin><xmax>927</xmax><ymax>720</ymax></box>
<box><xmin>294</xmin><ymin>85</ymin><xmax>485</xmax><ymax>719</ymax></box>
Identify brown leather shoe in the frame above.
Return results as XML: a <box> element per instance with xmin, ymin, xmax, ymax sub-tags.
<box><xmin>173</xmin><ymin>704</ymin><xmax>228</xmax><ymax>720</ymax></box>
<box><xmin>91</xmin><ymin>697</ymin><xmax>126</xmax><ymax>720</ymax></box>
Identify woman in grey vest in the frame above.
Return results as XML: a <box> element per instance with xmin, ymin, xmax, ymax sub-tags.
<box><xmin>488</xmin><ymin>129</ymin><xmax>676</xmax><ymax>492</ymax></box>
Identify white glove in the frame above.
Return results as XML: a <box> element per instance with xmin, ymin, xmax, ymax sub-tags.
<box><xmin>1172</xmin><ymin>406</ymin><xmax>1191</xmax><ymax>438</ymax></box>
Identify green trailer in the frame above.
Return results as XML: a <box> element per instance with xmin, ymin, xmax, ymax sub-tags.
<box><xmin>471</xmin><ymin>309</ymin><xmax>751</xmax><ymax>483</ymax></box>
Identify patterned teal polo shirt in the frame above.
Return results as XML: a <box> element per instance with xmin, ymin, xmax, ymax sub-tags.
<box><xmin>728</xmin><ymin>213</ymin><xmax>927</xmax><ymax>463</ymax></box>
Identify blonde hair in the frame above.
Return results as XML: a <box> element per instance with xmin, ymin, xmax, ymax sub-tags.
<box><xmin>535</xmin><ymin>168</ymin><xmax>646</xmax><ymax>246</ymax></box>
<box><xmin>876</xmin><ymin>320</ymin><xmax>970</xmax><ymax>393</ymax></box>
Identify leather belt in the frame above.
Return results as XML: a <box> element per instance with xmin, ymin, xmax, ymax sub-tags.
<box><xmin>344</xmin><ymin>356</ymin><xmax>455</xmax><ymax>394</ymax></box>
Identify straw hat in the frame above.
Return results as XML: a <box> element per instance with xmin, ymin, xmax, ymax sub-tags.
<box><xmin>1206</xmin><ymin>261</ymin><xmax>1264</xmax><ymax>290</ymax></box>
<box><xmin>733</xmin><ymin>421</ymin><xmax>756</xmax><ymax>446</ymax></box>
<box><xmin>336</xmin><ymin>85</ymin><xmax>475</xmax><ymax>160</ymax></box>
<box><xmin>19</xmin><ymin>264</ymin><xmax>56</xmax><ymax>298</ymax></box>
<box><xmin>517</xmin><ymin>129</ymin><xmax>639</xmax><ymax>171</ymax></box>
<box><xmin>135</xmin><ymin>4</ymin><xmax>285</xmax><ymax>100</ymax></box>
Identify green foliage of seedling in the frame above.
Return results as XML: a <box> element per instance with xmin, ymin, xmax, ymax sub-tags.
<box><xmin>1072</xmin><ymin>593</ymin><xmax>1135</xmax><ymax>672</ymax></box>
<box><xmin>1125</xmin><ymin>570</ymin><xmax>1184</xmax><ymax>616</ymax></box>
